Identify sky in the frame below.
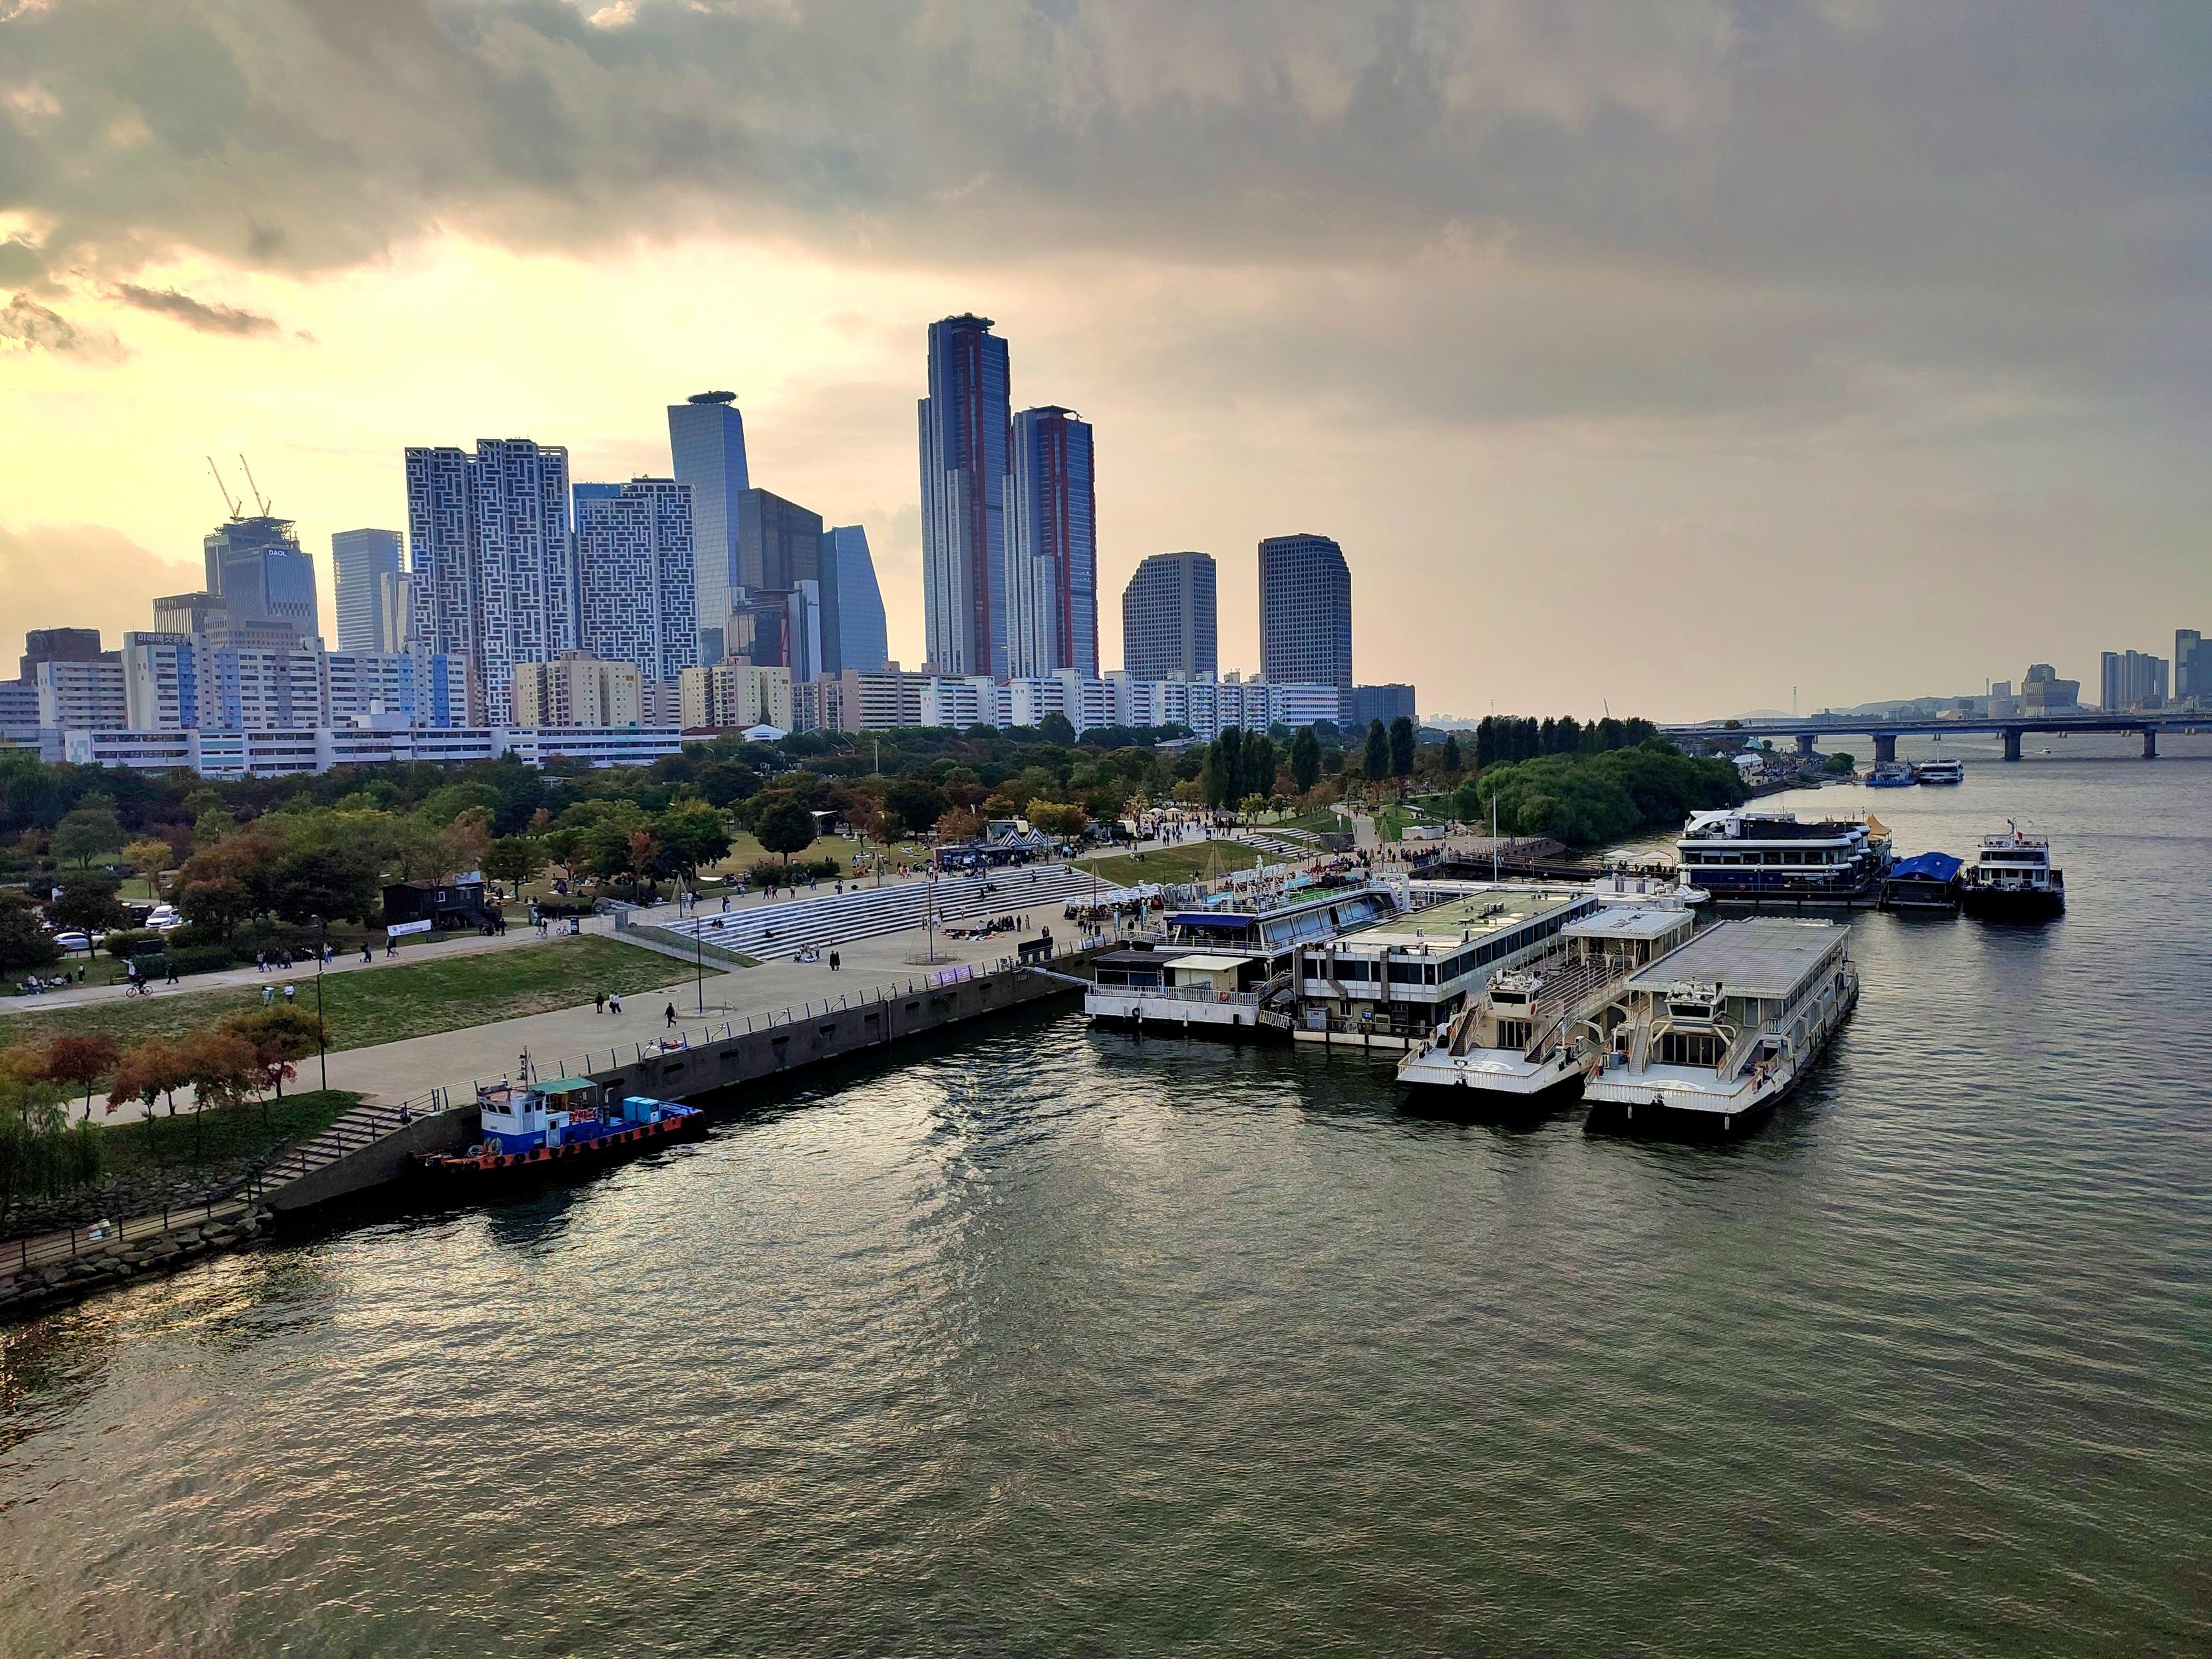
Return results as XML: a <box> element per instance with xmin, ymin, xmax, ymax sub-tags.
<box><xmin>1</xmin><ymin>0</ymin><xmax>2207</xmax><ymax>721</ymax></box>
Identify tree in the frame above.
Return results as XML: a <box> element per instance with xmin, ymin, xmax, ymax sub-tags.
<box><xmin>44</xmin><ymin>1034</ymin><xmax>119</xmax><ymax>1122</ymax></box>
<box><xmin>483</xmin><ymin>835</ymin><xmax>550</xmax><ymax>893</ymax></box>
<box><xmin>178</xmin><ymin>1030</ymin><xmax>263</xmax><ymax>1158</ymax></box>
<box><xmin>122</xmin><ymin>837</ymin><xmax>178</xmax><ymax>897</ymax></box>
<box><xmin>178</xmin><ymin>875</ymin><xmax>253</xmax><ymax>941</ymax></box>
<box><xmin>49</xmin><ymin>872</ymin><xmax>130</xmax><ymax>945</ymax></box>
<box><xmin>51</xmin><ymin>798</ymin><xmax>124</xmax><ymax>869</ymax></box>
<box><xmin>1389</xmin><ymin>716</ymin><xmax>1416</xmax><ymax>779</ymax></box>
<box><xmin>1025</xmin><ymin>798</ymin><xmax>1088</xmax><ymax>839</ymax></box>
<box><xmin>1442</xmin><ymin>733</ymin><xmax>1462</xmax><ymax>773</ymax></box>
<box><xmin>1038</xmin><ymin>711</ymin><xmax>1077</xmax><ymax>746</ymax></box>
<box><xmin>440</xmin><ymin>808</ymin><xmax>494</xmax><ymax>879</ymax></box>
<box><xmin>222</xmin><ymin>1005</ymin><xmax>328</xmax><ymax>1104</ymax></box>
<box><xmin>935</xmin><ymin>806</ymin><xmax>985</xmax><ymax>842</ymax></box>
<box><xmin>651</xmin><ymin>800</ymin><xmax>732</xmax><ymax>883</ymax></box>
<box><xmin>1290</xmin><ymin>727</ymin><xmax>1323</xmax><ymax>793</ymax></box>
<box><xmin>756</xmin><ymin>800</ymin><xmax>817</xmax><ymax>866</ymax></box>
<box><xmin>1824</xmin><ymin>751</ymin><xmax>1855</xmax><ymax>775</ymax></box>
<box><xmin>270</xmin><ymin>846</ymin><xmax>381</xmax><ymax>925</ymax></box>
<box><xmin>0</xmin><ymin>891</ymin><xmax>61</xmax><ymax>973</ymax></box>
<box><xmin>1362</xmin><ymin>720</ymin><xmax>1390</xmax><ymax>788</ymax></box>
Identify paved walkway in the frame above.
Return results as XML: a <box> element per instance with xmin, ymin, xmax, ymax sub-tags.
<box><xmin>89</xmin><ymin>912</ymin><xmax>1080</xmax><ymax>1124</ymax></box>
<box><xmin>11</xmin><ymin>914</ymin><xmax>621</xmax><ymax>1014</ymax></box>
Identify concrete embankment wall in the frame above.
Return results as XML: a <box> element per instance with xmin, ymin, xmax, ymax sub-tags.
<box><xmin>272</xmin><ymin>962</ymin><xmax>1092</xmax><ymax>1216</ymax></box>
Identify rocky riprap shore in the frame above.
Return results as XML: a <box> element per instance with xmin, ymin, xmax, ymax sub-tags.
<box><xmin>0</xmin><ymin>1207</ymin><xmax>271</xmax><ymax>1324</ymax></box>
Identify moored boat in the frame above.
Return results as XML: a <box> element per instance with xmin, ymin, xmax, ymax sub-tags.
<box><xmin>1583</xmin><ymin>918</ymin><xmax>1859</xmax><ymax>1137</ymax></box>
<box><xmin>1866</xmin><ymin>761</ymin><xmax>1918</xmax><ymax>788</ymax></box>
<box><xmin>416</xmin><ymin>1078</ymin><xmax>705</xmax><ymax>1183</ymax></box>
<box><xmin>1674</xmin><ymin>809</ymin><xmax>1891</xmax><ymax>906</ymax></box>
<box><xmin>1913</xmin><ymin>758</ymin><xmax>1965</xmax><ymax>785</ymax></box>
<box><xmin>1959</xmin><ymin>824</ymin><xmax>2064</xmax><ymax>920</ymax></box>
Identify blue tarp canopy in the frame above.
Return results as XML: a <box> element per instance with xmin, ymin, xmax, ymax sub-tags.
<box><xmin>1889</xmin><ymin>851</ymin><xmax>1963</xmax><ymax>881</ymax></box>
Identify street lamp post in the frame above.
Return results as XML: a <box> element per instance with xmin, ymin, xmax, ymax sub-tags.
<box><xmin>695</xmin><ymin>917</ymin><xmax>705</xmax><ymax>1016</ymax></box>
<box><xmin>313</xmin><ymin>915</ymin><xmax>328</xmax><ymax>1092</ymax></box>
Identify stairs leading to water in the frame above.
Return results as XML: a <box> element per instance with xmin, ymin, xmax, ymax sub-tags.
<box><xmin>649</xmin><ymin>865</ymin><xmax>1120</xmax><ymax>963</ymax></box>
<box><xmin>253</xmin><ymin>1096</ymin><xmax>444</xmax><ymax>1192</ymax></box>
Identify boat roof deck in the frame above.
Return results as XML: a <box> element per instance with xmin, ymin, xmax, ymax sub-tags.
<box><xmin>1331</xmin><ymin>887</ymin><xmax>1587</xmax><ymax>957</ymax></box>
<box><xmin>1624</xmin><ymin>919</ymin><xmax>1847</xmax><ymax>997</ymax></box>
<box><xmin>1562</xmin><ymin>907</ymin><xmax>1693</xmax><ymax>943</ymax></box>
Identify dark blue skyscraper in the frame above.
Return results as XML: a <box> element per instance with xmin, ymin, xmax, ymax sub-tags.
<box><xmin>1007</xmin><ymin>405</ymin><xmax>1097</xmax><ymax>677</ymax></box>
<box><xmin>825</xmin><ymin>526</ymin><xmax>889</xmax><ymax>674</ymax></box>
<box><xmin>331</xmin><ymin>528</ymin><xmax>402</xmax><ymax>652</ymax></box>
<box><xmin>667</xmin><ymin>390</ymin><xmax>750</xmax><ymax>665</ymax></box>
<box><xmin>204</xmin><ymin>516</ymin><xmax>320</xmax><ymax>643</ymax></box>
<box><xmin>918</xmin><ymin>315</ymin><xmax>1011</xmax><ymax>675</ymax></box>
<box><xmin>1259</xmin><ymin>533</ymin><xmax>1352</xmax><ymax>716</ymax></box>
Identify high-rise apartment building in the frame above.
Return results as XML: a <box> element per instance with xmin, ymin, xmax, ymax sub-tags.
<box><xmin>331</xmin><ymin>529</ymin><xmax>404</xmax><ymax>652</ymax></box>
<box><xmin>824</xmin><ymin>526</ymin><xmax>889</xmax><ymax>675</ymax></box>
<box><xmin>2100</xmin><ymin>649</ymin><xmax>2167</xmax><ymax>710</ymax></box>
<box><xmin>203</xmin><ymin>516</ymin><xmax>319</xmax><ymax>643</ymax></box>
<box><xmin>577</xmin><ymin>478</ymin><xmax>699</xmax><ymax>687</ymax></box>
<box><xmin>2175</xmin><ymin>629</ymin><xmax>2204</xmax><ymax>700</ymax></box>
<box><xmin>1120</xmin><ymin>551</ymin><xmax>1217</xmax><ymax>681</ymax></box>
<box><xmin>1007</xmin><ymin>405</ymin><xmax>1098</xmax><ymax>677</ymax></box>
<box><xmin>918</xmin><ymin>315</ymin><xmax>1011</xmax><ymax>676</ymax></box>
<box><xmin>512</xmin><ymin>653</ymin><xmax>643</xmax><ymax>728</ymax></box>
<box><xmin>667</xmin><ymin>391</ymin><xmax>750</xmax><ymax>665</ymax></box>
<box><xmin>34</xmin><ymin>657</ymin><xmax>128</xmax><ymax>730</ymax></box>
<box><xmin>404</xmin><ymin>438</ymin><xmax>576</xmax><ymax>724</ymax></box>
<box><xmin>678</xmin><ymin>663</ymin><xmax>793</xmax><ymax>732</ymax></box>
<box><xmin>1259</xmin><ymin>533</ymin><xmax>1353</xmax><ymax>716</ymax></box>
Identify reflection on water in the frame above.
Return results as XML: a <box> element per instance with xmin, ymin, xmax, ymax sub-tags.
<box><xmin>2</xmin><ymin>746</ymin><xmax>2210</xmax><ymax>1656</ymax></box>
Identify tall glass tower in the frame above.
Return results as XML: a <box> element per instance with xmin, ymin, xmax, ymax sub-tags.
<box><xmin>1258</xmin><ymin>533</ymin><xmax>1352</xmax><ymax>717</ymax></box>
<box><xmin>824</xmin><ymin>526</ymin><xmax>889</xmax><ymax>674</ymax></box>
<box><xmin>331</xmin><ymin>528</ymin><xmax>402</xmax><ymax>652</ymax></box>
<box><xmin>667</xmin><ymin>391</ymin><xmax>750</xmax><ymax>665</ymax></box>
<box><xmin>1007</xmin><ymin>405</ymin><xmax>1097</xmax><ymax>677</ymax></box>
<box><xmin>204</xmin><ymin>516</ymin><xmax>320</xmax><ymax>643</ymax></box>
<box><xmin>1121</xmin><ymin>551</ymin><xmax>1217</xmax><ymax>681</ymax></box>
<box><xmin>917</xmin><ymin>315</ymin><xmax>1011</xmax><ymax>675</ymax></box>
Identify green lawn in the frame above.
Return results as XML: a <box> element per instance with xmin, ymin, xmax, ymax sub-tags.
<box><xmin>1078</xmin><ymin>839</ymin><xmax>1266</xmax><ymax>885</ymax></box>
<box><xmin>0</xmin><ymin>935</ymin><xmax>682</xmax><ymax>1058</ymax></box>
<box><xmin>94</xmin><ymin>1089</ymin><xmax>364</xmax><ymax>1183</ymax></box>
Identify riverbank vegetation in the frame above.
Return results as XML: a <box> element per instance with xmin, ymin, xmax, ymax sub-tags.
<box><xmin>1453</xmin><ymin>742</ymin><xmax>1747</xmax><ymax>846</ymax></box>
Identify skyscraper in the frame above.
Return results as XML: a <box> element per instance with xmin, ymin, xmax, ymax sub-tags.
<box><xmin>331</xmin><ymin>528</ymin><xmax>403</xmax><ymax>652</ymax></box>
<box><xmin>577</xmin><ymin>478</ymin><xmax>699</xmax><ymax>687</ymax></box>
<box><xmin>736</xmin><ymin>487</ymin><xmax>838</xmax><ymax>673</ymax></box>
<box><xmin>824</xmin><ymin>526</ymin><xmax>889</xmax><ymax>674</ymax></box>
<box><xmin>918</xmin><ymin>315</ymin><xmax>1011</xmax><ymax>676</ymax></box>
<box><xmin>1121</xmin><ymin>551</ymin><xmax>1217</xmax><ymax>681</ymax></box>
<box><xmin>667</xmin><ymin>391</ymin><xmax>750</xmax><ymax>665</ymax></box>
<box><xmin>2100</xmin><ymin>649</ymin><xmax>2167</xmax><ymax>710</ymax></box>
<box><xmin>1259</xmin><ymin>533</ymin><xmax>1353</xmax><ymax>715</ymax></box>
<box><xmin>204</xmin><ymin>516</ymin><xmax>319</xmax><ymax>643</ymax></box>
<box><xmin>404</xmin><ymin>438</ymin><xmax>576</xmax><ymax>724</ymax></box>
<box><xmin>2175</xmin><ymin>628</ymin><xmax>2203</xmax><ymax>700</ymax></box>
<box><xmin>1007</xmin><ymin>405</ymin><xmax>1098</xmax><ymax>677</ymax></box>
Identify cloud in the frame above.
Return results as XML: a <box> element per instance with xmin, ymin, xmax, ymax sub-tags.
<box><xmin>0</xmin><ymin>293</ymin><xmax>130</xmax><ymax>363</ymax></box>
<box><xmin>108</xmin><ymin>281</ymin><xmax>279</xmax><ymax>335</ymax></box>
<box><xmin>0</xmin><ymin>522</ymin><xmax>200</xmax><ymax>647</ymax></box>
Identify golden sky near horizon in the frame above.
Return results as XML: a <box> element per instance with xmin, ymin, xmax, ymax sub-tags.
<box><xmin>2</xmin><ymin>0</ymin><xmax>2207</xmax><ymax>720</ymax></box>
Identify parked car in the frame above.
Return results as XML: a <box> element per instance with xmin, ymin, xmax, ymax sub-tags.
<box><xmin>49</xmin><ymin>930</ymin><xmax>94</xmax><ymax>952</ymax></box>
<box><xmin>146</xmin><ymin>905</ymin><xmax>182</xmax><ymax>930</ymax></box>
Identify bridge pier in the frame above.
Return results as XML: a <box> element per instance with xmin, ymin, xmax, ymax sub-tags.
<box><xmin>2143</xmin><ymin>728</ymin><xmax>2158</xmax><ymax>760</ymax></box>
<box><xmin>2002</xmin><ymin>730</ymin><xmax>2022</xmax><ymax>762</ymax></box>
<box><xmin>1796</xmin><ymin>733</ymin><xmax>1817</xmax><ymax>758</ymax></box>
<box><xmin>1872</xmin><ymin>734</ymin><xmax>1898</xmax><ymax>764</ymax></box>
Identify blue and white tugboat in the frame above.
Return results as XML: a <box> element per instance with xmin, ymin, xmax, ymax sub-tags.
<box><xmin>416</xmin><ymin>1078</ymin><xmax>705</xmax><ymax>1184</ymax></box>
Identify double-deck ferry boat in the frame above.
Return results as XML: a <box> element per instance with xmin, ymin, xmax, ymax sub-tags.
<box><xmin>1959</xmin><ymin>824</ymin><xmax>2064</xmax><ymax>920</ymax></box>
<box><xmin>1673</xmin><ymin>810</ymin><xmax>1891</xmax><ymax>905</ymax></box>
<box><xmin>1583</xmin><ymin>918</ymin><xmax>1858</xmax><ymax>1137</ymax></box>
<box><xmin>1396</xmin><ymin>903</ymin><xmax>1697</xmax><ymax>1112</ymax></box>
<box><xmin>416</xmin><ymin>1078</ymin><xmax>705</xmax><ymax>1183</ymax></box>
<box><xmin>1913</xmin><ymin>758</ymin><xmax>1965</xmax><ymax>785</ymax></box>
<box><xmin>1866</xmin><ymin>760</ymin><xmax>1918</xmax><ymax>788</ymax></box>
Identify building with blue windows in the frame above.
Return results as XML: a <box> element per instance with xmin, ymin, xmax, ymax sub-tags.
<box><xmin>204</xmin><ymin>516</ymin><xmax>321</xmax><ymax>643</ymax></box>
<box><xmin>666</xmin><ymin>392</ymin><xmax>750</xmax><ymax>665</ymax></box>
<box><xmin>1259</xmin><ymin>533</ymin><xmax>1353</xmax><ymax>720</ymax></box>
<box><xmin>825</xmin><ymin>526</ymin><xmax>889</xmax><ymax>674</ymax></box>
<box><xmin>331</xmin><ymin>528</ymin><xmax>403</xmax><ymax>652</ymax></box>
<box><xmin>918</xmin><ymin>315</ymin><xmax>1011</xmax><ymax>675</ymax></box>
<box><xmin>1007</xmin><ymin>405</ymin><xmax>1097</xmax><ymax>677</ymax></box>
<box><xmin>1120</xmin><ymin>551</ymin><xmax>1217</xmax><ymax>681</ymax></box>
<box><xmin>577</xmin><ymin>478</ymin><xmax>699</xmax><ymax>688</ymax></box>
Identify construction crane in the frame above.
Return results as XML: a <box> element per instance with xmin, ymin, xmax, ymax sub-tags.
<box><xmin>205</xmin><ymin>455</ymin><xmax>241</xmax><ymax>519</ymax></box>
<box><xmin>237</xmin><ymin>454</ymin><xmax>271</xmax><ymax>516</ymax></box>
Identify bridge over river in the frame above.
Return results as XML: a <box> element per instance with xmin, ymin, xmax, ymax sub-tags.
<box><xmin>1661</xmin><ymin>713</ymin><xmax>2201</xmax><ymax>762</ymax></box>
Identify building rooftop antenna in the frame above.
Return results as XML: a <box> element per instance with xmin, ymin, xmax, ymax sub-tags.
<box><xmin>237</xmin><ymin>454</ymin><xmax>271</xmax><ymax>516</ymax></box>
<box><xmin>206</xmin><ymin>455</ymin><xmax>241</xmax><ymax>519</ymax></box>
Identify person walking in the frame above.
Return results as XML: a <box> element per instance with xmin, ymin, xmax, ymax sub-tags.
<box><xmin>609</xmin><ymin>991</ymin><xmax>622</xmax><ymax>1015</ymax></box>
<box><xmin>830</xmin><ymin>949</ymin><xmax>841</xmax><ymax>973</ymax></box>
<box><xmin>664</xmin><ymin>1002</ymin><xmax>677</xmax><ymax>1030</ymax></box>
<box><xmin>262</xmin><ymin>984</ymin><xmax>275</xmax><ymax>1008</ymax></box>
<box><xmin>595</xmin><ymin>990</ymin><xmax>607</xmax><ymax>1014</ymax></box>
<box><xmin>361</xmin><ymin>943</ymin><xmax>373</xmax><ymax>963</ymax></box>
<box><xmin>283</xmin><ymin>982</ymin><xmax>296</xmax><ymax>1005</ymax></box>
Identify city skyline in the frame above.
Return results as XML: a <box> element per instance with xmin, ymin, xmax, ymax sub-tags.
<box><xmin>3</xmin><ymin>4</ymin><xmax>2208</xmax><ymax>719</ymax></box>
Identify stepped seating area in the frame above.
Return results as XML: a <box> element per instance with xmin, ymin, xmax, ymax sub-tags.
<box><xmin>653</xmin><ymin>865</ymin><xmax>1120</xmax><ymax>962</ymax></box>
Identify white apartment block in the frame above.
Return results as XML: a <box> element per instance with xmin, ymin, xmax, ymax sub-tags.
<box><xmin>35</xmin><ymin>658</ymin><xmax>127</xmax><ymax>730</ymax></box>
<box><xmin>577</xmin><ymin>479</ymin><xmax>698</xmax><ymax>686</ymax></box>
<box><xmin>790</xmin><ymin>667</ymin><xmax>1337</xmax><ymax>739</ymax></box>
<box><xmin>63</xmin><ymin>724</ymin><xmax>683</xmax><ymax>780</ymax></box>
<box><xmin>116</xmin><ymin>632</ymin><xmax>460</xmax><ymax>732</ymax></box>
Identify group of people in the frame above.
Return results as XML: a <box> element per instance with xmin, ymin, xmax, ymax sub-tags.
<box><xmin>255</xmin><ymin>946</ymin><xmax>332</xmax><ymax>973</ymax></box>
<box><xmin>17</xmin><ymin>966</ymin><xmax>88</xmax><ymax>995</ymax></box>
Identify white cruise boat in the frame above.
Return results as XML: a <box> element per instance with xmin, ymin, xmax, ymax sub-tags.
<box><xmin>1674</xmin><ymin>809</ymin><xmax>1891</xmax><ymax>905</ymax></box>
<box><xmin>1583</xmin><ymin>918</ymin><xmax>1859</xmax><ymax>1135</ymax></box>
<box><xmin>1396</xmin><ymin>905</ymin><xmax>1697</xmax><ymax>1112</ymax></box>
<box><xmin>1913</xmin><ymin>758</ymin><xmax>1965</xmax><ymax>785</ymax></box>
<box><xmin>1959</xmin><ymin>824</ymin><xmax>2064</xmax><ymax>919</ymax></box>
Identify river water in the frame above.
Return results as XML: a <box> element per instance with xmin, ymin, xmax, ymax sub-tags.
<box><xmin>3</xmin><ymin>736</ymin><xmax>2208</xmax><ymax>1656</ymax></box>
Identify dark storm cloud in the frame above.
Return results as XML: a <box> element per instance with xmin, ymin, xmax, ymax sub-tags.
<box><xmin>0</xmin><ymin>0</ymin><xmax>2205</xmax><ymax>422</ymax></box>
<box><xmin>110</xmin><ymin>282</ymin><xmax>279</xmax><ymax>334</ymax></box>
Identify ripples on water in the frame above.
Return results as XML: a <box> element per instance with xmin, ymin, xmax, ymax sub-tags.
<box><xmin>3</xmin><ymin>740</ymin><xmax>2209</xmax><ymax>1656</ymax></box>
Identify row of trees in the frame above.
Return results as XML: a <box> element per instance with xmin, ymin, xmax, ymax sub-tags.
<box><xmin>1470</xmin><ymin>715</ymin><xmax>1659</xmax><ymax>769</ymax></box>
<box><xmin>1452</xmin><ymin>742</ymin><xmax>1747</xmax><ymax>845</ymax></box>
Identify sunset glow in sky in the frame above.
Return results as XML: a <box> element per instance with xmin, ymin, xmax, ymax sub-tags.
<box><xmin>3</xmin><ymin>1</ymin><xmax>2206</xmax><ymax>718</ymax></box>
